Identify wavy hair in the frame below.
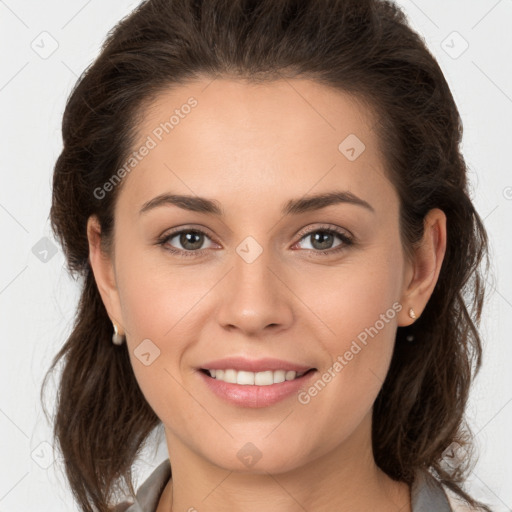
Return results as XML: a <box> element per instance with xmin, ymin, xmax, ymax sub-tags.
<box><xmin>41</xmin><ymin>0</ymin><xmax>492</xmax><ymax>510</ymax></box>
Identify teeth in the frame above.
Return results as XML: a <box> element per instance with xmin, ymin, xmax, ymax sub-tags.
<box><xmin>206</xmin><ymin>368</ymin><xmax>307</xmax><ymax>385</ymax></box>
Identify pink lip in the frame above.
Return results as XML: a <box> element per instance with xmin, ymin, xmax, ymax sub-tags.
<box><xmin>198</xmin><ymin>369</ymin><xmax>317</xmax><ymax>408</ymax></box>
<box><xmin>199</xmin><ymin>356</ymin><xmax>314</xmax><ymax>373</ymax></box>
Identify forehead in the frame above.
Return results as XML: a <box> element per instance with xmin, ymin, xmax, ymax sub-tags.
<box><xmin>117</xmin><ymin>77</ymin><xmax>396</xmax><ymax>216</ymax></box>
<box><xmin>137</xmin><ymin>77</ymin><xmax>377</xmax><ymax>154</ymax></box>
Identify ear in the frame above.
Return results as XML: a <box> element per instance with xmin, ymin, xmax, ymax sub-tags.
<box><xmin>87</xmin><ymin>215</ymin><xmax>125</xmax><ymax>334</ymax></box>
<box><xmin>398</xmin><ymin>208</ymin><xmax>447</xmax><ymax>326</ymax></box>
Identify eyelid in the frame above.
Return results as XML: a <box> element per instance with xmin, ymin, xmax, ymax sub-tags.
<box><xmin>294</xmin><ymin>223</ymin><xmax>353</xmax><ymax>242</ymax></box>
<box><xmin>159</xmin><ymin>224</ymin><xmax>218</xmax><ymax>239</ymax></box>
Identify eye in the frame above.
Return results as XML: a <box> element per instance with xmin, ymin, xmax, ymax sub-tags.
<box><xmin>157</xmin><ymin>228</ymin><xmax>217</xmax><ymax>257</ymax></box>
<box><xmin>293</xmin><ymin>226</ymin><xmax>354</xmax><ymax>255</ymax></box>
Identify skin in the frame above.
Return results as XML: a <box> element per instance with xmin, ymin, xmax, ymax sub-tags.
<box><xmin>87</xmin><ymin>77</ymin><xmax>446</xmax><ymax>512</ymax></box>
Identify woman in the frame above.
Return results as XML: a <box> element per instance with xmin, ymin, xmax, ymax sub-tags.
<box><xmin>41</xmin><ymin>0</ymin><xmax>492</xmax><ymax>510</ymax></box>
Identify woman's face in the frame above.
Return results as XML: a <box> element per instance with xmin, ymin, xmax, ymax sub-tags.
<box><xmin>90</xmin><ymin>78</ymin><xmax>430</xmax><ymax>474</ymax></box>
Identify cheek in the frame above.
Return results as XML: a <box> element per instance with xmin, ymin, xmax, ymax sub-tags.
<box><xmin>113</xmin><ymin>246</ymin><xmax>207</xmax><ymax>402</ymax></box>
<box><xmin>116</xmin><ymin>244</ymin><xmax>207</xmax><ymax>341</ymax></box>
<box><xmin>297</xmin><ymin>248</ymin><xmax>402</xmax><ymax>353</ymax></box>
<box><xmin>116</xmin><ymin>264</ymin><xmax>203</xmax><ymax>421</ymax></box>
<box><xmin>293</xmin><ymin>249</ymin><xmax>403</xmax><ymax>414</ymax></box>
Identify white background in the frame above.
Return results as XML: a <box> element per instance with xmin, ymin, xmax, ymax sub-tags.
<box><xmin>0</xmin><ymin>0</ymin><xmax>511</xmax><ymax>510</ymax></box>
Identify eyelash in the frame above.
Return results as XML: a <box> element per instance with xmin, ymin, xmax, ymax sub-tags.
<box><xmin>156</xmin><ymin>225</ymin><xmax>354</xmax><ymax>258</ymax></box>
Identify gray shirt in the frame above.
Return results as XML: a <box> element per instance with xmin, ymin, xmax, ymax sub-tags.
<box><xmin>114</xmin><ymin>459</ymin><xmax>453</xmax><ymax>511</ymax></box>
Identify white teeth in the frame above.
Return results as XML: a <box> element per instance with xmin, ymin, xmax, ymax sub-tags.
<box><xmin>255</xmin><ymin>371</ymin><xmax>273</xmax><ymax>385</ymax></box>
<box><xmin>237</xmin><ymin>371</ymin><xmax>255</xmax><ymax>385</ymax></box>
<box><xmin>223</xmin><ymin>369</ymin><xmax>237</xmax><ymax>383</ymax></box>
<box><xmin>206</xmin><ymin>368</ymin><xmax>308</xmax><ymax>385</ymax></box>
<box><xmin>285</xmin><ymin>370</ymin><xmax>297</xmax><ymax>381</ymax></box>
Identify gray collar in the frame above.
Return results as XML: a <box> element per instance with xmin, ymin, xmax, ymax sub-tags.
<box><xmin>411</xmin><ymin>469</ymin><xmax>453</xmax><ymax>511</ymax></box>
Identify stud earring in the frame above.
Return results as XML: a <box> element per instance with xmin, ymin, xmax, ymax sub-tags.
<box><xmin>408</xmin><ymin>308</ymin><xmax>416</xmax><ymax>319</ymax></box>
<box><xmin>112</xmin><ymin>322</ymin><xmax>125</xmax><ymax>345</ymax></box>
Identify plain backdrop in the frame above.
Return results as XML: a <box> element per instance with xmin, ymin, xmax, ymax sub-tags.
<box><xmin>1</xmin><ymin>0</ymin><xmax>511</xmax><ymax>510</ymax></box>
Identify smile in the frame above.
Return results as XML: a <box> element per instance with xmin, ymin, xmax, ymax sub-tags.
<box><xmin>198</xmin><ymin>367</ymin><xmax>318</xmax><ymax>408</ymax></box>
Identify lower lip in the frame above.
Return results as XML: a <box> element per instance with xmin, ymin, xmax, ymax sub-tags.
<box><xmin>198</xmin><ymin>370</ymin><xmax>317</xmax><ymax>408</ymax></box>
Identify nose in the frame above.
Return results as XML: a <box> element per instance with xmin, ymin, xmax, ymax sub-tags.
<box><xmin>216</xmin><ymin>247</ymin><xmax>294</xmax><ymax>336</ymax></box>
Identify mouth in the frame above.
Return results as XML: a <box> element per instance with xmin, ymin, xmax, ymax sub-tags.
<box><xmin>199</xmin><ymin>367</ymin><xmax>317</xmax><ymax>386</ymax></box>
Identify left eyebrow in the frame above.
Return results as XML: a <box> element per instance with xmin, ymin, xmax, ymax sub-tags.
<box><xmin>282</xmin><ymin>191</ymin><xmax>375</xmax><ymax>216</ymax></box>
<box><xmin>138</xmin><ymin>190</ymin><xmax>375</xmax><ymax>217</ymax></box>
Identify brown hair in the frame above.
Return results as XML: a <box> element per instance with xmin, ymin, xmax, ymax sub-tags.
<box><xmin>41</xmin><ymin>0</ymin><xmax>492</xmax><ymax>510</ymax></box>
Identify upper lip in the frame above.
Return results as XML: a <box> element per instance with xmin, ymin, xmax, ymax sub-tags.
<box><xmin>199</xmin><ymin>357</ymin><xmax>315</xmax><ymax>373</ymax></box>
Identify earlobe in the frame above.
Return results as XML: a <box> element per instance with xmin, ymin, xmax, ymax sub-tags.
<box><xmin>398</xmin><ymin>208</ymin><xmax>447</xmax><ymax>326</ymax></box>
<box><xmin>86</xmin><ymin>215</ymin><xmax>124</xmax><ymax>330</ymax></box>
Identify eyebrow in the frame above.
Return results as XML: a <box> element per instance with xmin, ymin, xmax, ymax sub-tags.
<box><xmin>138</xmin><ymin>190</ymin><xmax>375</xmax><ymax>217</ymax></box>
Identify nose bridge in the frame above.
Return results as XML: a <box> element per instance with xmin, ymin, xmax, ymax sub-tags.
<box><xmin>216</xmin><ymin>236</ymin><xmax>293</xmax><ymax>334</ymax></box>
